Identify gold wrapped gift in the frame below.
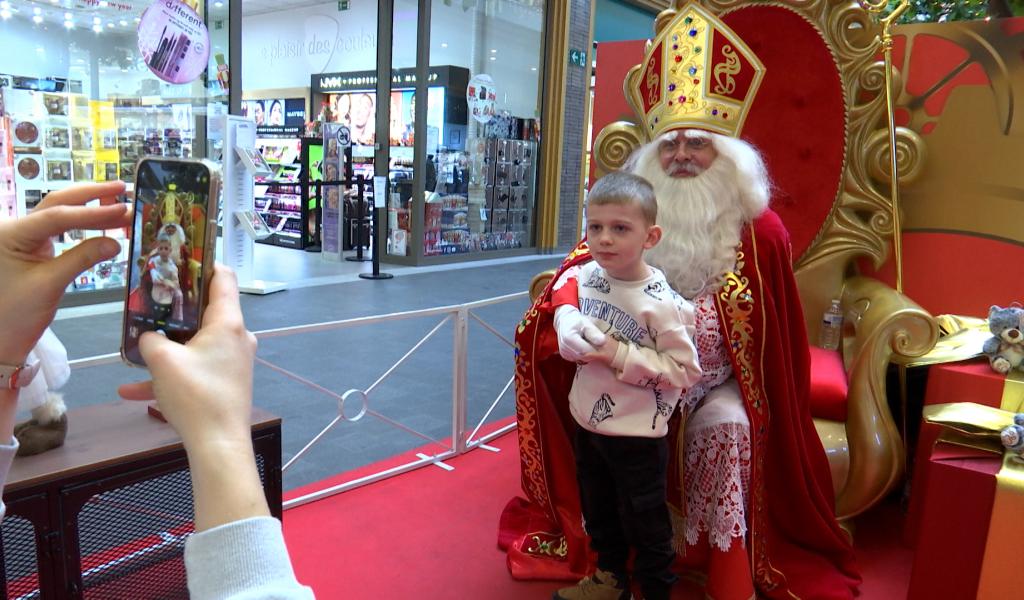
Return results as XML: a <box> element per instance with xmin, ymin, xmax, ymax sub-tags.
<box><xmin>923</xmin><ymin>384</ymin><xmax>1024</xmax><ymax>598</ymax></box>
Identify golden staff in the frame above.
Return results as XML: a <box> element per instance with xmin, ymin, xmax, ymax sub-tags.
<box><xmin>862</xmin><ymin>0</ymin><xmax>911</xmax><ymax>466</ymax></box>
<box><xmin>862</xmin><ymin>0</ymin><xmax>910</xmax><ymax>293</ymax></box>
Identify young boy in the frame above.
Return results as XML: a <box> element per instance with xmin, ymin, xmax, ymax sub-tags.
<box><xmin>550</xmin><ymin>172</ymin><xmax>702</xmax><ymax>600</ymax></box>
<box><xmin>148</xmin><ymin>236</ymin><xmax>184</xmax><ymax>322</ymax></box>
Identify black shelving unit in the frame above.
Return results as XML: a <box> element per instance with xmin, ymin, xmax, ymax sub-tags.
<box><xmin>254</xmin><ymin>137</ymin><xmax>321</xmax><ymax>250</ymax></box>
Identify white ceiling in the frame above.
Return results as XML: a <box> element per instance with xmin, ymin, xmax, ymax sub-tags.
<box><xmin>241</xmin><ymin>0</ymin><xmax>332</xmax><ymax>17</ymax></box>
<box><xmin>1</xmin><ymin>0</ymin><xmax>229</xmax><ymax>26</ymax></box>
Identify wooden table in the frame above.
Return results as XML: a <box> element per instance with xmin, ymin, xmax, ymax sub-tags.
<box><xmin>1</xmin><ymin>401</ymin><xmax>282</xmax><ymax>600</ymax></box>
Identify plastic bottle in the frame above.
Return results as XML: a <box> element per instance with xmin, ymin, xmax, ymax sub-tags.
<box><xmin>819</xmin><ymin>299</ymin><xmax>843</xmax><ymax>351</ymax></box>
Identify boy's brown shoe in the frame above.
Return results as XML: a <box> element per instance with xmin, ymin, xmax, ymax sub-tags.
<box><xmin>552</xmin><ymin>569</ymin><xmax>632</xmax><ymax>600</ymax></box>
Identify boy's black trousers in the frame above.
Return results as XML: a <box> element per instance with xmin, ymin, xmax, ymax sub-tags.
<box><xmin>573</xmin><ymin>426</ymin><xmax>676</xmax><ymax>599</ymax></box>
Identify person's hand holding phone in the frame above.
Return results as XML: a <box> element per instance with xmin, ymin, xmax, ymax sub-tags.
<box><xmin>118</xmin><ymin>265</ymin><xmax>269</xmax><ymax>531</ymax></box>
<box><xmin>0</xmin><ymin>182</ymin><xmax>130</xmax><ymax>366</ymax></box>
<box><xmin>119</xmin><ymin>264</ymin><xmax>255</xmax><ymax>449</ymax></box>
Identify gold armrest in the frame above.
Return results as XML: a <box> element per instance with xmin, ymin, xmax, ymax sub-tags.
<box><xmin>836</xmin><ymin>276</ymin><xmax>939</xmax><ymax>519</ymax></box>
<box><xmin>529</xmin><ymin>269</ymin><xmax>557</xmax><ymax>302</ymax></box>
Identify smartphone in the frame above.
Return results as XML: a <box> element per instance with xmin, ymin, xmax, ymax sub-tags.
<box><xmin>121</xmin><ymin>157</ymin><xmax>221</xmax><ymax>367</ymax></box>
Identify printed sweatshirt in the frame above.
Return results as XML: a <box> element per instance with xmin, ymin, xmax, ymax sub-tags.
<box><xmin>552</xmin><ymin>262</ymin><xmax>702</xmax><ymax>437</ymax></box>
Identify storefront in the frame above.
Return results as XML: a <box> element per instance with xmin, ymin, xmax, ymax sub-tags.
<box><xmin>242</xmin><ymin>0</ymin><xmax>548</xmax><ymax>265</ymax></box>
<box><xmin>1</xmin><ymin>0</ymin><xmax>581</xmax><ymax>308</ymax></box>
<box><xmin>0</xmin><ymin>0</ymin><xmax>236</xmax><ymax>305</ymax></box>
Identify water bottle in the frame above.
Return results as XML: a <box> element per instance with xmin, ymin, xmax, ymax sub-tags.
<box><xmin>819</xmin><ymin>299</ymin><xmax>843</xmax><ymax>351</ymax></box>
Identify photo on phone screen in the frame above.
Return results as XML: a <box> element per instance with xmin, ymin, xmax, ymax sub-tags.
<box><xmin>122</xmin><ymin>158</ymin><xmax>218</xmax><ymax>367</ymax></box>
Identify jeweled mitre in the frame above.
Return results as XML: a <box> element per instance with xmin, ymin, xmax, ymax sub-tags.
<box><xmin>626</xmin><ymin>1</ymin><xmax>766</xmax><ymax>139</ymax></box>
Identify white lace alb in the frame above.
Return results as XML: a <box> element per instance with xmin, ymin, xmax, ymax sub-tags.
<box><xmin>672</xmin><ymin>294</ymin><xmax>752</xmax><ymax>554</ymax></box>
<box><xmin>682</xmin><ymin>421</ymin><xmax>752</xmax><ymax>552</ymax></box>
<box><xmin>679</xmin><ymin>293</ymin><xmax>732</xmax><ymax>414</ymax></box>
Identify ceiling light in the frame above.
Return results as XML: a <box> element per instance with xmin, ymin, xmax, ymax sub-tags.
<box><xmin>134</xmin><ymin>17</ymin><xmax>140</xmax><ymax>23</ymax></box>
<box><xmin>50</xmin><ymin>0</ymin><xmax>58</xmax><ymax>3</ymax></box>
<box><xmin>0</xmin><ymin>1</ymin><xmax>9</xmax><ymax>9</ymax></box>
<box><xmin>441</xmin><ymin>42</ymin><xmax>448</xmax><ymax>48</ymax></box>
<box><xmin>98</xmin><ymin>0</ymin><xmax>108</xmax><ymax>6</ymax></box>
<box><xmin>0</xmin><ymin>9</ymin><xmax>10</xmax><ymax>20</ymax></box>
<box><xmin>93</xmin><ymin>16</ymin><xmax>100</xmax><ymax>24</ymax></box>
<box><xmin>490</xmin><ymin>49</ymin><xmax>496</xmax><ymax>53</ymax></box>
<box><xmin>92</xmin><ymin>24</ymin><xmax>101</xmax><ymax>32</ymax></box>
<box><xmin>214</xmin><ymin>0</ymin><xmax>223</xmax><ymax>6</ymax></box>
<box><xmin>32</xmin><ymin>14</ymin><xmax>43</xmax><ymax>23</ymax></box>
<box><xmin>33</xmin><ymin>6</ymin><xmax>41</xmax><ymax>14</ymax></box>
<box><xmin>531</xmin><ymin>67</ymin><xmax>537</xmax><ymax>71</ymax></box>
<box><xmin>106</xmin><ymin>22</ymin><xmax>113</xmax><ymax>28</ymax></box>
<box><xmin>64</xmin><ymin>12</ymin><xmax>71</xmax><ymax>19</ymax></box>
<box><xmin>489</xmin><ymin>56</ymin><xmax>496</xmax><ymax>61</ymax></box>
<box><xmin>64</xmin><ymin>19</ymin><xmax>73</xmax><ymax>28</ymax></box>
<box><xmin>119</xmin><ymin>19</ymin><xmax>126</xmax><ymax>26</ymax></box>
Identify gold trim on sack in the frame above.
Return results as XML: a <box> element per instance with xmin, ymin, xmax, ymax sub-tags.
<box><xmin>524</xmin><ymin>532</ymin><xmax>569</xmax><ymax>558</ymax></box>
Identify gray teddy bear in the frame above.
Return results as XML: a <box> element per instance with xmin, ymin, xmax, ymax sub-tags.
<box><xmin>982</xmin><ymin>304</ymin><xmax>1024</xmax><ymax>374</ymax></box>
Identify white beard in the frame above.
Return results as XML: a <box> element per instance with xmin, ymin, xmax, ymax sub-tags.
<box><xmin>633</xmin><ymin>154</ymin><xmax>746</xmax><ymax>299</ymax></box>
<box><xmin>160</xmin><ymin>223</ymin><xmax>187</xmax><ymax>263</ymax></box>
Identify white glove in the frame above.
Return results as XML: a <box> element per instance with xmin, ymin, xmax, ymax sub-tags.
<box><xmin>554</xmin><ymin>305</ymin><xmax>607</xmax><ymax>363</ymax></box>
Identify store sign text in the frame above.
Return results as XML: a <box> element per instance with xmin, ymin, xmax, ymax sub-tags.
<box><xmin>259</xmin><ymin>27</ymin><xmax>377</xmax><ymax>63</ymax></box>
<box><xmin>318</xmin><ymin>72</ymin><xmax>440</xmax><ymax>91</ymax></box>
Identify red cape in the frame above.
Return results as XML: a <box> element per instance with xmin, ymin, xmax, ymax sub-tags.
<box><xmin>500</xmin><ymin>210</ymin><xmax>860</xmax><ymax>599</ymax></box>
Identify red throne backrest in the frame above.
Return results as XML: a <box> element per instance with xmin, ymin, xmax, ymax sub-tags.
<box><xmin>591</xmin><ymin>5</ymin><xmax>847</xmax><ymax>264</ymax></box>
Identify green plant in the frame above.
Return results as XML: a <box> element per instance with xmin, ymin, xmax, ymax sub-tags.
<box><xmin>887</xmin><ymin>0</ymin><xmax>1024</xmax><ymax>23</ymax></box>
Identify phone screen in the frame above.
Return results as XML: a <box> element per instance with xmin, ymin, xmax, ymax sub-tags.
<box><xmin>122</xmin><ymin>159</ymin><xmax>215</xmax><ymax>366</ymax></box>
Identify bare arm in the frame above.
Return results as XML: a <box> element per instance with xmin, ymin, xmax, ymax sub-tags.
<box><xmin>0</xmin><ymin>182</ymin><xmax>131</xmax><ymax>446</ymax></box>
<box><xmin>119</xmin><ymin>266</ymin><xmax>268</xmax><ymax>530</ymax></box>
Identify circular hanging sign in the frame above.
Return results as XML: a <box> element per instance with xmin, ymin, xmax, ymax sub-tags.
<box><xmin>467</xmin><ymin>74</ymin><xmax>496</xmax><ymax>124</ymax></box>
<box><xmin>137</xmin><ymin>0</ymin><xmax>211</xmax><ymax>84</ymax></box>
<box><xmin>337</xmin><ymin>126</ymin><xmax>351</xmax><ymax>147</ymax></box>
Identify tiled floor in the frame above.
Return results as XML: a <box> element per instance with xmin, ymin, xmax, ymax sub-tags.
<box><xmin>46</xmin><ymin>243</ymin><xmax>564</xmax><ymax>491</ymax></box>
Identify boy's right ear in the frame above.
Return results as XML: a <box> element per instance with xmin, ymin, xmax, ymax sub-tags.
<box><xmin>645</xmin><ymin>224</ymin><xmax>663</xmax><ymax>249</ymax></box>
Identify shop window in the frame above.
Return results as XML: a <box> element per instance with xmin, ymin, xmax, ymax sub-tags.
<box><xmin>0</xmin><ymin>0</ymin><xmax>231</xmax><ymax>300</ymax></box>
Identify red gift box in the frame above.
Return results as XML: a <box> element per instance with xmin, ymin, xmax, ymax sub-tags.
<box><xmin>906</xmin><ymin>442</ymin><xmax>1001</xmax><ymax>600</ymax></box>
<box><xmin>905</xmin><ymin>360</ymin><xmax>1010</xmax><ymax>545</ymax></box>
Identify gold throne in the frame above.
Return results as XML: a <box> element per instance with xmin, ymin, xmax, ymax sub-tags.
<box><xmin>535</xmin><ymin>0</ymin><xmax>940</xmax><ymax>525</ymax></box>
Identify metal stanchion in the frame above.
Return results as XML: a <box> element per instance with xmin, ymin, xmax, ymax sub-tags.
<box><xmin>346</xmin><ymin>175</ymin><xmax>372</xmax><ymax>263</ymax></box>
<box><xmin>359</xmin><ymin>175</ymin><xmax>393</xmax><ymax>280</ymax></box>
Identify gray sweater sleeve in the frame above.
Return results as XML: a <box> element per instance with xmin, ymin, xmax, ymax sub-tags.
<box><xmin>0</xmin><ymin>438</ymin><xmax>18</xmax><ymax>522</ymax></box>
<box><xmin>184</xmin><ymin>516</ymin><xmax>315</xmax><ymax>600</ymax></box>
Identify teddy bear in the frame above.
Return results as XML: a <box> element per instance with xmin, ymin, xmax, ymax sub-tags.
<box><xmin>1000</xmin><ymin>414</ymin><xmax>1024</xmax><ymax>462</ymax></box>
<box><xmin>982</xmin><ymin>304</ymin><xmax>1024</xmax><ymax>374</ymax></box>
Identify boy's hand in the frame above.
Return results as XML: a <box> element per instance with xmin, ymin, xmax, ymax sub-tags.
<box><xmin>582</xmin><ymin>337</ymin><xmax>620</xmax><ymax>366</ymax></box>
<box><xmin>554</xmin><ymin>305</ymin><xmax>606</xmax><ymax>363</ymax></box>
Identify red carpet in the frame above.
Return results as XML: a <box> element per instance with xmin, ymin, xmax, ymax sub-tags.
<box><xmin>283</xmin><ymin>430</ymin><xmax>913</xmax><ymax>599</ymax></box>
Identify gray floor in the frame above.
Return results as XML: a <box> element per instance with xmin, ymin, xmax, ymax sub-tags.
<box><xmin>46</xmin><ymin>245</ymin><xmax>562</xmax><ymax>492</ymax></box>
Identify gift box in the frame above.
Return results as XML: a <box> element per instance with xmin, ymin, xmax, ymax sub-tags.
<box><xmin>906</xmin><ymin>403</ymin><xmax>1023</xmax><ymax>600</ymax></box>
<box><xmin>905</xmin><ymin>361</ymin><xmax>1022</xmax><ymax>545</ymax></box>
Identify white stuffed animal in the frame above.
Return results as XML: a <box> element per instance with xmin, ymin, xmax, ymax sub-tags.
<box><xmin>14</xmin><ymin>328</ymin><xmax>70</xmax><ymax>457</ymax></box>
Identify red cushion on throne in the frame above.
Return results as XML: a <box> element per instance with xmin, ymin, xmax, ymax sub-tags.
<box><xmin>808</xmin><ymin>346</ymin><xmax>849</xmax><ymax>421</ymax></box>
